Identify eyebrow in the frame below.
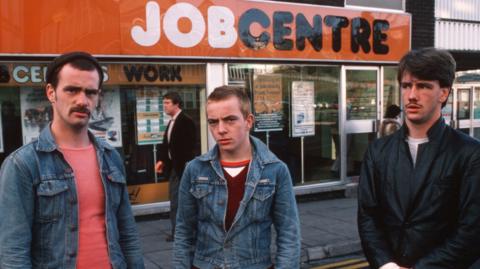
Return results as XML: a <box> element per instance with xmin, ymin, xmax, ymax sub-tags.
<box><xmin>207</xmin><ymin>115</ymin><xmax>240</xmax><ymax>121</ymax></box>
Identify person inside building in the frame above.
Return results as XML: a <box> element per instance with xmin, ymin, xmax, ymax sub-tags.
<box><xmin>0</xmin><ymin>51</ymin><xmax>144</xmax><ymax>268</ymax></box>
<box><xmin>358</xmin><ymin>48</ymin><xmax>480</xmax><ymax>269</ymax></box>
<box><xmin>155</xmin><ymin>91</ymin><xmax>196</xmax><ymax>242</ymax></box>
<box><xmin>173</xmin><ymin>86</ymin><xmax>301</xmax><ymax>268</ymax></box>
<box><xmin>379</xmin><ymin>104</ymin><xmax>402</xmax><ymax>137</ymax></box>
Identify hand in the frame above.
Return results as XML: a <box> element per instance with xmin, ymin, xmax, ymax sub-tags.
<box><xmin>155</xmin><ymin>161</ymin><xmax>163</xmax><ymax>173</ymax></box>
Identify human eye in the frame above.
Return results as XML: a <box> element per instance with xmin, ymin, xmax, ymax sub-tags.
<box><xmin>85</xmin><ymin>89</ymin><xmax>100</xmax><ymax>96</ymax></box>
<box><xmin>207</xmin><ymin>119</ymin><xmax>218</xmax><ymax>126</ymax></box>
<box><xmin>224</xmin><ymin>116</ymin><xmax>238</xmax><ymax>123</ymax></box>
<box><xmin>400</xmin><ymin>82</ymin><xmax>411</xmax><ymax>89</ymax></box>
<box><xmin>64</xmin><ymin>86</ymin><xmax>79</xmax><ymax>94</ymax></box>
<box><xmin>416</xmin><ymin>83</ymin><xmax>433</xmax><ymax>90</ymax></box>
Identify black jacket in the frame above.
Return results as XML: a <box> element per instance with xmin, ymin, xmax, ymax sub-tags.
<box><xmin>159</xmin><ymin>111</ymin><xmax>196</xmax><ymax>178</ymax></box>
<box><xmin>358</xmin><ymin>118</ymin><xmax>480</xmax><ymax>269</ymax></box>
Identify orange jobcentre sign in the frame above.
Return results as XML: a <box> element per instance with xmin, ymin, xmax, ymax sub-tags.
<box><xmin>0</xmin><ymin>0</ymin><xmax>411</xmax><ymax>62</ymax></box>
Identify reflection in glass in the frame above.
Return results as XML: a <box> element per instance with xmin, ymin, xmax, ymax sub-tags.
<box><xmin>346</xmin><ymin>70</ymin><xmax>377</xmax><ymax>120</ymax></box>
<box><xmin>474</xmin><ymin>88</ymin><xmax>480</xmax><ymax>119</ymax></box>
<box><xmin>442</xmin><ymin>94</ymin><xmax>454</xmax><ymax>125</ymax></box>
<box><xmin>457</xmin><ymin>89</ymin><xmax>470</xmax><ymax>120</ymax></box>
<box><xmin>383</xmin><ymin>66</ymin><xmax>400</xmax><ymax>114</ymax></box>
<box><xmin>346</xmin><ymin>133</ymin><xmax>376</xmax><ymax>176</ymax></box>
<box><xmin>228</xmin><ymin>64</ymin><xmax>340</xmax><ymax>184</ymax></box>
<box><xmin>474</xmin><ymin>128</ymin><xmax>480</xmax><ymax>140</ymax></box>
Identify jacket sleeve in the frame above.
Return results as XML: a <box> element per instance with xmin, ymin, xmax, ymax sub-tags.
<box><xmin>414</xmin><ymin>147</ymin><xmax>480</xmax><ymax>269</ymax></box>
<box><xmin>273</xmin><ymin>163</ymin><xmax>301</xmax><ymax>269</ymax></box>
<box><xmin>0</xmin><ymin>154</ymin><xmax>34</xmax><ymax>268</ymax></box>
<box><xmin>113</xmin><ymin>153</ymin><xmax>145</xmax><ymax>269</ymax></box>
<box><xmin>357</xmin><ymin>145</ymin><xmax>395</xmax><ymax>269</ymax></box>
<box><xmin>172</xmin><ymin>163</ymin><xmax>196</xmax><ymax>268</ymax></box>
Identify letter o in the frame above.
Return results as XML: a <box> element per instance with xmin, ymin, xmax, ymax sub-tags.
<box><xmin>163</xmin><ymin>3</ymin><xmax>206</xmax><ymax>48</ymax></box>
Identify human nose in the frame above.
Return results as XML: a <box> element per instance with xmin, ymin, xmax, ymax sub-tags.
<box><xmin>75</xmin><ymin>90</ymin><xmax>90</xmax><ymax>106</ymax></box>
<box><xmin>407</xmin><ymin>84</ymin><xmax>418</xmax><ymax>100</ymax></box>
<box><xmin>217</xmin><ymin>120</ymin><xmax>227</xmax><ymax>134</ymax></box>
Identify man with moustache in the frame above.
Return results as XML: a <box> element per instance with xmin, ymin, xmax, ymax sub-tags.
<box><xmin>0</xmin><ymin>52</ymin><xmax>144</xmax><ymax>268</ymax></box>
<box><xmin>358</xmin><ymin>48</ymin><xmax>480</xmax><ymax>269</ymax></box>
<box><xmin>173</xmin><ymin>86</ymin><xmax>300</xmax><ymax>269</ymax></box>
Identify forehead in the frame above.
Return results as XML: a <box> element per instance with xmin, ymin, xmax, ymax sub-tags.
<box><xmin>57</xmin><ymin>64</ymin><xmax>100</xmax><ymax>86</ymax></box>
<box><xmin>206</xmin><ymin>97</ymin><xmax>242</xmax><ymax>117</ymax></box>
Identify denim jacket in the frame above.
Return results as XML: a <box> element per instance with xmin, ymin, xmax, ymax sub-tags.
<box><xmin>173</xmin><ymin>136</ymin><xmax>301</xmax><ymax>269</ymax></box>
<box><xmin>0</xmin><ymin>126</ymin><xmax>144</xmax><ymax>269</ymax></box>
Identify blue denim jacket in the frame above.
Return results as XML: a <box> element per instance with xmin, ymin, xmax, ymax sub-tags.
<box><xmin>0</xmin><ymin>126</ymin><xmax>144</xmax><ymax>269</ymax></box>
<box><xmin>173</xmin><ymin>136</ymin><xmax>301</xmax><ymax>269</ymax></box>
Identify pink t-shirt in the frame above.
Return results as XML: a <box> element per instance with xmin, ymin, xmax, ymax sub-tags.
<box><xmin>60</xmin><ymin>144</ymin><xmax>111</xmax><ymax>269</ymax></box>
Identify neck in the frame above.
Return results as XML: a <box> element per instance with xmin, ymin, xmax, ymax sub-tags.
<box><xmin>405</xmin><ymin>114</ymin><xmax>440</xmax><ymax>139</ymax></box>
<box><xmin>220</xmin><ymin>141</ymin><xmax>252</xmax><ymax>163</ymax></box>
<box><xmin>51</xmin><ymin>121</ymin><xmax>91</xmax><ymax>148</ymax></box>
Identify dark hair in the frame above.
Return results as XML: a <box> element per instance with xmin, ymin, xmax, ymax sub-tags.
<box><xmin>207</xmin><ymin>86</ymin><xmax>251</xmax><ymax>117</ymax></box>
<box><xmin>397</xmin><ymin>48</ymin><xmax>456</xmax><ymax>108</ymax></box>
<box><xmin>163</xmin><ymin>91</ymin><xmax>183</xmax><ymax>108</ymax></box>
<box><xmin>46</xmin><ymin>51</ymin><xmax>104</xmax><ymax>89</ymax></box>
<box><xmin>385</xmin><ymin>104</ymin><xmax>401</xmax><ymax>118</ymax></box>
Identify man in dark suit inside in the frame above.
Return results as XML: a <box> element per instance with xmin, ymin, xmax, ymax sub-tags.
<box><xmin>155</xmin><ymin>91</ymin><xmax>196</xmax><ymax>242</ymax></box>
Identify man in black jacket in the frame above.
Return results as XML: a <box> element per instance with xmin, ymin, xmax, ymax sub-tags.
<box><xmin>358</xmin><ymin>48</ymin><xmax>480</xmax><ymax>269</ymax></box>
<box><xmin>155</xmin><ymin>91</ymin><xmax>196</xmax><ymax>242</ymax></box>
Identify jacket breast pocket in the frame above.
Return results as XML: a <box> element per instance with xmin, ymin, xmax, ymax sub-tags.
<box><xmin>189</xmin><ymin>179</ymin><xmax>213</xmax><ymax>220</ymax></box>
<box><xmin>249</xmin><ymin>179</ymin><xmax>275</xmax><ymax>221</ymax></box>
<box><xmin>106</xmin><ymin>169</ymin><xmax>126</xmax><ymax>210</ymax></box>
<box><xmin>36</xmin><ymin>180</ymin><xmax>69</xmax><ymax>223</ymax></box>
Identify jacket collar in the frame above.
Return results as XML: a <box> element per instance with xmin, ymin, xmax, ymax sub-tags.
<box><xmin>35</xmin><ymin>123</ymin><xmax>114</xmax><ymax>153</ymax></box>
<box><xmin>198</xmin><ymin>135</ymin><xmax>279</xmax><ymax>165</ymax></box>
<box><xmin>398</xmin><ymin>117</ymin><xmax>446</xmax><ymax>142</ymax></box>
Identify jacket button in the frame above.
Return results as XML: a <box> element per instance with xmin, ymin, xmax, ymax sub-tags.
<box><xmin>69</xmin><ymin>252</ymin><xmax>76</xmax><ymax>257</ymax></box>
<box><xmin>217</xmin><ymin>200</ymin><xmax>225</xmax><ymax>205</ymax></box>
<box><xmin>69</xmin><ymin>225</ymin><xmax>77</xmax><ymax>231</ymax></box>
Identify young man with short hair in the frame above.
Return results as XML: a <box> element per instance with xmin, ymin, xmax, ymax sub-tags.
<box><xmin>358</xmin><ymin>48</ymin><xmax>480</xmax><ymax>269</ymax></box>
<box><xmin>173</xmin><ymin>86</ymin><xmax>301</xmax><ymax>269</ymax></box>
<box><xmin>0</xmin><ymin>52</ymin><xmax>144</xmax><ymax>268</ymax></box>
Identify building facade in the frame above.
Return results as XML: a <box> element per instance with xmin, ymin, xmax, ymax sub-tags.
<box><xmin>0</xmin><ymin>0</ymin><xmax>410</xmax><ymax>215</ymax></box>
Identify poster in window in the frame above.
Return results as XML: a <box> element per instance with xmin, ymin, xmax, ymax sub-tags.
<box><xmin>136</xmin><ymin>88</ymin><xmax>169</xmax><ymax>145</ymax></box>
<box><xmin>0</xmin><ymin>103</ymin><xmax>3</xmax><ymax>153</ymax></box>
<box><xmin>89</xmin><ymin>88</ymin><xmax>123</xmax><ymax>147</ymax></box>
<box><xmin>291</xmin><ymin>81</ymin><xmax>315</xmax><ymax>137</ymax></box>
<box><xmin>20</xmin><ymin>88</ymin><xmax>52</xmax><ymax>145</ymax></box>
<box><xmin>253</xmin><ymin>74</ymin><xmax>284</xmax><ymax>132</ymax></box>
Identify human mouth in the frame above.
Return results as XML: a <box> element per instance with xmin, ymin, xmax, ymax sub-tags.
<box><xmin>70</xmin><ymin>107</ymin><xmax>90</xmax><ymax>118</ymax></box>
<box><xmin>218</xmin><ymin>139</ymin><xmax>231</xmax><ymax>145</ymax></box>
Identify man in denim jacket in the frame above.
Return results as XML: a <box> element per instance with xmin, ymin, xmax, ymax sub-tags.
<box><xmin>173</xmin><ymin>86</ymin><xmax>301</xmax><ymax>269</ymax></box>
<box><xmin>0</xmin><ymin>52</ymin><xmax>144</xmax><ymax>268</ymax></box>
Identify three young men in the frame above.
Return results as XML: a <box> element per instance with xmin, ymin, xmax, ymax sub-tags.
<box><xmin>173</xmin><ymin>86</ymin><xmax>301</xmax><ymax>269</ymax></box>
<box><xmin>0</xmin><ymin>52</ymin><xmax>144</xmax><ymax>268</ymax></box>
<box><xmin>358</xmin><ymin>48</ymin><xmax>480</xmax><ymax>269</ymax></box>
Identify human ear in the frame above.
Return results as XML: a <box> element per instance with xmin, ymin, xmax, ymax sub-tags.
<box><xmin>46</xmin><ymin>84</ymin><xmax>56</xmax><ymax>103</ymax></box>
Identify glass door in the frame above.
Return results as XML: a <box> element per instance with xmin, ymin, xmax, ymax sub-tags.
<box><xmin>454</xmin><ymin>85</ymin><xmax>480</xmax><ymax>138</ymax></box>
<box><xmin>341</xmin><ymin>67</ymin><xmax>380</xmax><ymax>179</ymax></box>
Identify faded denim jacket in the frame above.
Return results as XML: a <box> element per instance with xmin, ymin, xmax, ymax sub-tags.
<box><xmin>173</xmin><ymin>136</ymin><xmax>301</xmax><ymax>269</ymax></box>
<box><xmin>0</xmin><ymin>126</ymin><xmax>144</xmax><ymax>269</ymax></box>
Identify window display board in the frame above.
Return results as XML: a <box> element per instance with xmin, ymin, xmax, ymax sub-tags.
<box><xmin>135</xmin><ymin>88</ymin><xmax>168</xmax><ymax>145</ymax></box>
<box><xmin>291</xmin><ymin>81</ymin><xmax>315</xmax><ymax>137</ymax></box>
<box><xmin>253</xmin><ymin>74</ymin><xmax>284</xmax><ymax>132</ymax></box>
<box><xmin>89</xmin><ymin>88</ymin><xmax>123</xmax><ymax>147</ymax></box>
<box><xmin>20</xmin><ymin>88</ymin><xmax>51</xmax><ymax>144</ymax></box>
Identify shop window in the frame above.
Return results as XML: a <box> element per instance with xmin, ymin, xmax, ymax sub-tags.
<box><xmin>0</xmin><ymin>61</ymin><xmax>206</xmax><ymax>206</ymax></box>
<box><xmin>345</xmin><ymin>0</ymin><xmax>404</xmax><ymax>11</ymax></box>
<box><xmin>228</xmin><ymin>64</ymin><xmax>340</xmax><ymax>185</ymax></box>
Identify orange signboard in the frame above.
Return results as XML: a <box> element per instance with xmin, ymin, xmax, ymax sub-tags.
<box><xmin>0</xmin><ymin>0</ymin><xmax>411</xmax><ymax>62</ymax></box>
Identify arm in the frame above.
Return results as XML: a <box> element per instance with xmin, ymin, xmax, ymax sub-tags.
<box><xmin>273</xmin><ymin>163</ymin><xmax>301</xmax><ymax>269</ymax></box>
<box><xmin>358</xmin><ymin>145</ymin><xmax>395</xmax><ymax>269</ymax></box>
<box><xmin>172</xmin><ymin>164</ymin><xmax>197</xmax><ymax>268</ymax></box>
<box><xmin>117</xmin><ymin>185</ymin><xmax>145</xmax><ymax>268</ymax></box>
<box><xmin>113</xmin><ymin>153</ymin><xmax>145</xmax><ymax>269</ymax></box>
<box><xmin>0</xmin><ymin>154</ymin><xmax>34</xmax><ymax>268</ymax></box>
<box><xmin>414</xmin><ymin>148</ymin><xmax>480</xmax><ymax>269</ymax></box>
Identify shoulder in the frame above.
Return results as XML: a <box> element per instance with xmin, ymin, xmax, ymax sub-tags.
<box><xmin>446</xmin><ymin>127</ymin><xmax>480</xmax><ymax>154</ymax></box>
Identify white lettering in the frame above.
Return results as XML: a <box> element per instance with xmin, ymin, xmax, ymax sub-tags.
<box><xmin>131</xmin><ymin>1</ymin><xmax>161</xmax><ymax>47</ymax></box>
<box><xmin>163</xmin><ymin>3</ymin><xmax>205</xmax><ymax>48</ymax></box>
<box><xmin>208</xmin><ymin>6</ymin><xmax>237</xmax><ymax>48</ymax></box>
<box><xmin>13</xmin><ymin>66</ymin><xmax>29</xmax><ymax>83</ymax></box>
<box><xmin>30</xmin><ymin>66</ymin><xmax>42</xmax><ymax>83</ymax></box>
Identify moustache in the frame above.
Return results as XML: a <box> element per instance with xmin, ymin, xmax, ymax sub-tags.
<box><xmin>405</xmin><ymin>103</ymin><xmax>421</xmax><ymax>109</ymax></box>
<box><xmin>69</xmin><ymin>107</ymin><xmax>91</xmax><ymax>116</ymax></box>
